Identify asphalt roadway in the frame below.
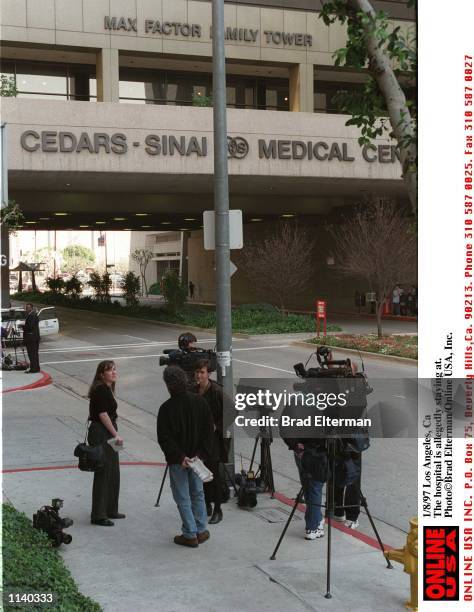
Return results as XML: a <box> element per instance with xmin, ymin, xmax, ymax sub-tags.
<box><xmin>2</xmin><ymin>306</ymin><xmax>418</xmax><ymax>611</ymax></box>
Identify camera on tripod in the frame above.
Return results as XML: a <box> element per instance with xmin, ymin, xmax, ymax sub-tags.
<box><xmin>294</xmin><ymin>345</ymin><xmax>373</xmax><ymax>396</ymax></box>
<box><xmin>33</xmin><ymin>498</ymin><xmax>73</xmax><ymax>547</ymax></box>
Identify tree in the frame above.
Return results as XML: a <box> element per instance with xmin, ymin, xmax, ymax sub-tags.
<box><xmin>120</xmin><ymin>271</ymin><xmax>141</xmax><ymax>307</ymax></box>
<box><xmin>61</xmin><ymin>245</ymin><xmax>95</xmax><ymax>274</ymax></box>
<box><xmin>64</xmin><ymin>274</ymin><xmax>83</xmax><ymax>299</ymax></box>
<box><xmin>0</xmin><ymin>74</ymin><xmax>17</xmax><ymax>97</ymax></box>
<box><xmin>320</xmin><ymin>0</ymin><xmax>417</xmax><ymax>211</ymax></box>
<box><xmin>131</xmin><ymin>249</ymin><xmax>153</xmax><ymax>297</ymax></box>
<box><xmin>88</xmin><ymin>272</ymin><xmax>112</xmax><ymax>303</ymax></box>
<box><xmin>239</xmin><ymin>223</ymin><xmax>315</xmax><ymax>311</ymax></box>
<box><xmin>0</xmin><ymin>200</ymin><xmax>24</xmax><ymax>235</ymax></box>
<box><xmin>24</xmin><ymin>247</ymin><xmax>57</xmax><ymax>280</ymax></box>
<box><xmin>330</xmin><ymin>197</ymin><xmax>416</xmax><ymax>337</ymax></box>
<box><xmin>46</xmin><ymin>277</ymin><xmax>66</xmax><ymax>295</ymax></box>
<box><xmin>162</xmin><ymin>271</ymin><xmax>187</xmax><ymax>315</ymax></box>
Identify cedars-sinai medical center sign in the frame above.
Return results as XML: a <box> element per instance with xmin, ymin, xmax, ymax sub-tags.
<box><xmin>19</xmin><ymin>130</ymin><xmax>400</xmax><ymax>164</ymax></box>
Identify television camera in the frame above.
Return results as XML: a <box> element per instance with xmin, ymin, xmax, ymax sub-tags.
<box><xmin>32</xmin><ymin>498</ymin><xmax>73</xmax><ymax>547</ymax></box>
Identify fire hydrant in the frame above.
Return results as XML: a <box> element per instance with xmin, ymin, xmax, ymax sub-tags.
<box><xmin>386</xmin><ymin>517</ymin><xmax>418</xmax><ymax>611</ymax></box>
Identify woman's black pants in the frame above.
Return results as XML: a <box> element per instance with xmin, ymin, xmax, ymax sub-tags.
<box><xmin>88</xmin><ymin>422</ymin><xmax>120</xmax><ymax>521</ymax></box>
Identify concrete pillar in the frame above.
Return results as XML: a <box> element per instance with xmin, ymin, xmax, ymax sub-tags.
<box><xmin>96</xmin><ymin>48</ymin><xmax>120</xmax><ymax>102</ymax></box>
<box><xmin>289</xmin><ymin>63</ymin><xmax>314</xmax><ymax>113</ymax></box>
<box><xmin>1</xmin><ymin>223</ymin><xmax>11</xmax><ymax>308</ymax></box>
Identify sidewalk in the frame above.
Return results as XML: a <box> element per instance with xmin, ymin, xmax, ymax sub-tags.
<box><xmin>2</xmin><ymin>370</ymin><xmax>413</xmax><ymax>612</ymax></box>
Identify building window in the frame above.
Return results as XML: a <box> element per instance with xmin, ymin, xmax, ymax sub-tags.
<box><xmin>0</xmin><ymin>60</ymin><xmax>96</xmax><ymax>101</ymax></box>
<box><xmin>314</xmin><ymin>80</ymin><xmax>366</xmax><ymax>113</ymax></box>
<box><xmin>120</xmin><ymin>68</ymin><xmax>289</xmax><ymax>111</ymax></box>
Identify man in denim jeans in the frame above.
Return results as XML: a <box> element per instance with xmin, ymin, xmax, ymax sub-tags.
<box><xmin>157</xmin><ymin>366</ymin><xmax>214</xmax><ymax>548</ymax></box>
<box><xmin>292</xmin><ymin>442</ymin><xmax>326</xmax><ymax>540</ymax></box>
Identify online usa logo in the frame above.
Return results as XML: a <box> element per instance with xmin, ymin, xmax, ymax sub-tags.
<box><xmin>227</xmin><ymin>136</ymin><xmax>249</xmax><ymax>159</ymax></box>
<box><xmin>423</xmin><ymin>526</ymin><xmax>459</xmax><ymax>601</ymax></box>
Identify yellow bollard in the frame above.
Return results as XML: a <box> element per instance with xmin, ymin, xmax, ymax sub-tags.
<box><xmin>386</xmin><ymin>517</ymin><xmax>418</xmax><ymax>611</ymax></box>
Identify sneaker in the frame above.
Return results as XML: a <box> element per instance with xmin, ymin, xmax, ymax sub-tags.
<box><xmin>305</xmin><ymin>527</ymin><xmax>324</xmax><ymax>540</ymax></box>
<box><xmin>333</xmin><ymin>514</ymin><xmax>345</xmax><ymax>522</ymax></box>
<box><xmin>344</xmin><ymin>519</ymin><xmax>360</xmax><ymax>529</ymax></box>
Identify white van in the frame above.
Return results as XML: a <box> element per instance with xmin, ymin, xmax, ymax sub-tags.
<box><xmin>1</xmin><ymin>306</ymin><xmax>59</xmax><ymax>342</ymax></box>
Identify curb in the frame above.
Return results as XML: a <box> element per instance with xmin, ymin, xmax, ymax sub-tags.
<box><xmin>2</xmin><ymin>370</ymin><xmax>52</xmax><ymax>394</ymax></box>
<box><xmin>291</xmin><ymin>341</ymin><xmax>418</xmax><ymax>365</ymax></box>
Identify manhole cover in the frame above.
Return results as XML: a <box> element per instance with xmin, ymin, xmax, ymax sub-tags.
<box><xmin>253</xmin><ymin>507</ymin><xmax>301</xmax><ymax>523</ymax></box>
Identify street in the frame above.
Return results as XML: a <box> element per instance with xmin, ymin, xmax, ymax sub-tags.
<box><xmin>2</xmin><ymin>306</ymin><xmax>418</xmax><ymax>611</ymax></box>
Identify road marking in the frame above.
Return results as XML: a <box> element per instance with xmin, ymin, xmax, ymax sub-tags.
<box><xmin>39</xmin><ymin>338</ymin><xmax>222</xmax><ymax>353</ymax></box>
<box><xmin>42</xmin><ymin>350</ymin><xmax>293</xmax><ymax>370</ymax></box>
<box><xmin>233</xmin><ymin>358</ymin><xmax>294</xmax><ymax>374</ymax></box>
<box><xmin>233</xmin><ymin>345</ymin><xmax>290</xmax><ymax>352</ymax></box>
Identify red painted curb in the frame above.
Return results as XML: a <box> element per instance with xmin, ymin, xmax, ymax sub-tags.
<box><xmin>272</xmin><ymin>491</ymin><xmax>394</xmax><ymax>552</ymax></box>
<box><xmin>2</xmin><ymin>461</ymin><xmax>167</xmax><ymax>474</ymax></box>
<box><xmin>2</xmin><ymin>370</ymin><xmax>52</xmax><ymax>394</ymax></box>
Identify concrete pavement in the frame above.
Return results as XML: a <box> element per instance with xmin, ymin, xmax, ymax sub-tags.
<box><xmin>2</xmin><ymin>308</ymin><xmax>418</xmax><ymax>611</ymax></box>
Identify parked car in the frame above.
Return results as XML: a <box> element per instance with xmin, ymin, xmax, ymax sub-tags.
<box><xmin>1</xmin><ymin>306</ymin><xmax>59</xmax><ymax>343</ymax></box>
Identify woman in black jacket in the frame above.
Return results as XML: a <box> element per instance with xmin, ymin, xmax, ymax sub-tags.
<box><xmin>88</xmin><ymin>360</ymin><xmax>125</xmax><ymax>526</ymax></box>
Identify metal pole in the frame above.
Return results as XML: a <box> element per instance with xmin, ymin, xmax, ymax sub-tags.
<box><xmin>1</xmin><ymin>123</ymin><xmax>11</xmax><ymax>308</ymax></box>
<box><xmin>212</xmin><ymin>0</ymin><xmax>234</xmax><ymax>402</ymax></box>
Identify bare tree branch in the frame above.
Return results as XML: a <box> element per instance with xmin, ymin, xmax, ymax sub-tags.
<box><xmin>330</xmin><ymin>197</ymin><xmax>416</xmax><ymax>336</ymax></box>
<box><xmin>238</xmin><ymin>223</ymin><xmax>315</xmax><ymax>311</ymax></box>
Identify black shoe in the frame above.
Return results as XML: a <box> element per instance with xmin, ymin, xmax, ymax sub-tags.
<box><xmin>209</xmin><ymin>509</ymin><xmax>223</xmax><ymax>524</ymax></box>
<box><xmin>108</xmin><ymin>513</ymin><xmax>126</xmax><ymax>519</ymax></box>
<box><xmin>206</xmin><ymin>503</ymin><xmax>213</xmax><ymax>517</ymax></box>
<box><xmin>91</xmin><ymin>519</ymin><xmax>114</xmax><ymax>526</ymax></box>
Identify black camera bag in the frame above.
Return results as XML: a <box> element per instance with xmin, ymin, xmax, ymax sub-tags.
<box><xmin>302</xmin><ymin>449</ymin><xmax>328</xmax><ymax>482</ymax></box>
<box><xmin>74</xmin><ymin>421</ymin><xmax>105</xmax><ymax>472</ymax></box>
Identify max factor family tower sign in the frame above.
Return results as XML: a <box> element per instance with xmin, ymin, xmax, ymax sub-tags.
<box><xmin>104</xmin><ymin>16</ymin><xmax>314</xmax><ymax>47</ymax></box>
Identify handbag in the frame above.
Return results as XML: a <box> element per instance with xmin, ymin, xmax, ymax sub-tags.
<box><xmin>74</xmin><ymin>421</ymin><xmax>105</xmax><ymax>472</ymax></box>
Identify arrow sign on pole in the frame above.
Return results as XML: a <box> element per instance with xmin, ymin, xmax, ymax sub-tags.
<box><xmin>230</xmin><ymin>261</ymin><xmax>237</xmax><ymax>277</ymax></box>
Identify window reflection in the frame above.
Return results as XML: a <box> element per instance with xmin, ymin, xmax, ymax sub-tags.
<box><xmin>119</xmin><ymin>67</ymin><xmax>289</xmax><ymax>110</ymax></box>
<box><xmin>0</xmin><ymin>60</ymin><xmax>96</xmax><ymax>101</ymax></box>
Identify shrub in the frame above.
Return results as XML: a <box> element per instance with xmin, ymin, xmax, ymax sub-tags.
<box><xmin>162</xmin><ymin>271</ymin><xmax>187</xmax><ymax>315</ymax></box>
<box><xmin>45</xmin><ymin>277</ymin><xmax>65</xmax><ymax>294</ymax></box>
<box><xmin>2</xmin><ymin>503</ymin><xmax>101</xmax><ymax>611</ymax></box>
<box><xmin>235</xmin><ymin>303</ymin><xmax>278</xmax><ymax>313</ymax></box>
<box><xmin>64</xmin><ymin>274</ymin><xmax>83</xmax><ymax>299</ymax></box>
<box><xmin>149</xmin><ymin>282</ymin><xmax>162</xmax><ymax>295</ymax></box>
<box><xmin>88</xmin><ymin>272</ymin><xmax>112</xmax><ymax>303</ymax></box>
<box><xmin>120</xmin><ymin>271</ymin><xmax>141</xmax><ymax>307</ymax></box>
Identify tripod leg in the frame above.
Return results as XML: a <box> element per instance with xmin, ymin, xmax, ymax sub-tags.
<box><xmin>249</xmin><ymin>435</ymin><xmax>259</xmax><ymax>473</ymax></box>
<box><xmin>154</xmin><ymin>465</ymin><xmax>169</xmax><ymax>507</ymax></box>
<box><xmin>357</xmin><ymin>486</ymin><xmax>393</xmax><ymax>569</ymax></box>
<box><xmin>265</xmin><ymin>441</ymin><xmax>275</xmax><ymax>498</ymax></box>
<box><xmin>325</xmin><ymin>439</ymin><xmax>337</xmax><ymax>599</ymax></box>
<box><xmin>270</xmin><ymin>487</ymin><xmax>304</xmax><ymax>560</ymax></box>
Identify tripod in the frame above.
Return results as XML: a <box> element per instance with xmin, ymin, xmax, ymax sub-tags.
<box><xmin>248</xmin><ymin>425</ymin><xmax>275</xmax><ymax>497</ymax></box>
<box><xmin>1</xmin><ymin>322</ymin><xmax>27</xmax><ymax>370</ymax></box>
<box><xmin>270</xmin><ymin>438</ymin><xmax>393</xmax><ymax>599</ymax></box>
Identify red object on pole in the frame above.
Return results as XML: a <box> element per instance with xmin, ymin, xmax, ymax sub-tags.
<box><xmin>315</xmin><ymin>299</ymin><xmax>327</xmax><ymax>337</ymax></box>
<box><xmin>383</xmin><ymin>298</ymin><xmax>390</xmax><ymax>316</ymax></box>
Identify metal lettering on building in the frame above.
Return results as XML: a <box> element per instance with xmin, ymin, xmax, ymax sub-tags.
<box><xmin>19</xmin><ymin>131</ymin><xmax>400</xmax><ymax>164</ymax></box>
<box><xmin>104</xmin><ymin>16</ymin><xmax>313</xmax><ymax>46</ymax></box>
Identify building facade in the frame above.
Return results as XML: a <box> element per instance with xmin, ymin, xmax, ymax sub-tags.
<box><xmin>1</xmin><ymin>0</ymin><xmax>414</xmax><ymax>310</ymax></box>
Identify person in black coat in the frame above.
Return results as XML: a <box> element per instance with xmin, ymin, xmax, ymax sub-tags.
<box><xmin>22</xmin><ymin>303</ymin><xmax>40</xmax><ymax>373</ymax></box>
<box><xmin>194</xmin><ymin>359</ymin><xmax>231</xmax><ymax>525</ymax></box>
<box><xmin>157</xmin><ymin>365</ymin><xmax>214</xmax><ymax>548</ymax></box>
<box><xmin>87</xmin><ymin>360</ymin><xmax>125</xmax><ymax>526</ymax></box>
